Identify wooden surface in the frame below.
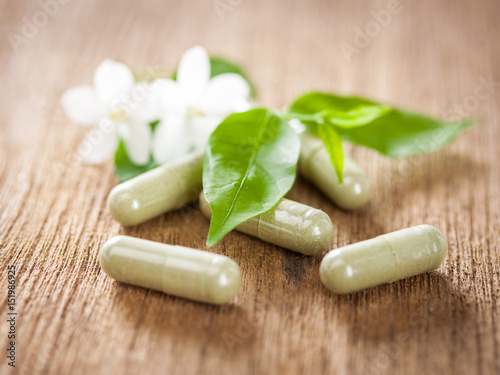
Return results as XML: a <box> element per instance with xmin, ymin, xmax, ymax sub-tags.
<box><xmin>1</xmin><ymin>0</ymin><xmax>499</xmax><ymax>374</ymax></box>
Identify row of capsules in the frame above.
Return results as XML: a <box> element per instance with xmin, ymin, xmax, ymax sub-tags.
<box><xmin>101</xmin><ymin>132</ymin><xmax>447</xmax><ymax>304</ymax></box>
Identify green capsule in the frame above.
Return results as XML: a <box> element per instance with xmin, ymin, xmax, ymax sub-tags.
<box><xmin>100</xmin><ymin>235</ymin><xmax>241</xmax><ymax>304</ymax></box>
<box><xmin>320</xmin><ymin>225</ymin><xmax>447</xmax><ymax>294</ymax></box>
<box><xmin>299</xmin><ymin>131</ymin><xmax>371</xmax><ymax>210</ymax></box>
<box><xmin>199</xmin><ymin>192</ymin><xmax>334</xmax><ymax>256</ymax></box>
<box><xmin>107</xmin><ymin>152</ymin><xmax>203</xmax><ymax>226</ymax></box>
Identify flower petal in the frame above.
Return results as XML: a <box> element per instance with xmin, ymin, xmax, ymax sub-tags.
<box><xmin>199</xmin><ymin>73</ymin><xmax>251</xmax><ymax>116</ymax></box>
<box><xmin>153</xmin><ymin>78</ymin><xmax>187</xmax><ymax>113</ymax></box>
<box><xmin>94</xmin><ymin>59</ymin><xmax>135</xmax><ymax>104</ymax></box>
<box><xmin>188</xmin><ymin>115</ymin><xmax>223</xmax><ymax>152</ymax></box>
<box><xmin>77</xmin><ymin>120</ymin><xmax>118</xmax><ymax>163</ymax></box>
<box><xmin>60</xmin><ymin>85</ymin><xmax>106</xmax><ymax>126</ymax></box>
<box><xmin>176</xmin><ymin>46</ymin><xmax>210</xmax><ymax>103</ymax></box>
<box><xmin>122</xmin><ymin>121</ymin><xmax>152</xmax><ymax>166</ymax></box>
<box><xmin>152</xmin><ymin>115</ymin><xmax>191</xmax><ymax>164</ymax></box>
<box><xmin>127</xmin><ymin>82</ymin><xmax>164</xmax><ymax>124</ymax></box>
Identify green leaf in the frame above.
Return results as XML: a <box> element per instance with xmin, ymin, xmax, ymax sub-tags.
<box><xmin>290</xmin><ymin>92</ymin><xmax>476</xmax><ymax>158</ymax></box>
<box><xmin>290</xmin><ymin>93</ymin><xmax>388</xmax><ymax>130</ymax></box>
<box><xmin>203</xmin><ymin>108</ymin><xmax>300</xmax><ymax>246</ymax></box>
<box><xmin>209</xmin><ymin>57</ymin><xmax>256</xmax><ymax>98</ymax></box>
<box><xmin>172</xmin><ymin>57</ymin><xmax>256</xmax><ymax>98</ymax></box>
<box><xmin>290</xmin><ymin>92</ymin><xmax>376</xmax><ymax>120</ymax></box>
<box><xmin>325</xmin><ymin>104</ymin><xmax>390</xmax><ymax>128</ymax></box>
<box><xmin>149</xmin><ymin>119</ymin><xmax>161</xmax><ymax>132</ymax></box>
<box><xmin>114</xmin><ymin>140</ymin><xmax>158</xmax><ymax>182</ymax></box>
<box><xmin>317</xmin><ymin>122</ymin><xmax>344</xmax><ymax>184</ymax></box>
<box><xmin>113</xmin><ymin>121</ymin><xmax>159</xmax><ymax>182</ymax></box>
<box><xmin>335</xmin><ymin>111</ymin><xmax>475</xmax><ymax>158</ymax></box>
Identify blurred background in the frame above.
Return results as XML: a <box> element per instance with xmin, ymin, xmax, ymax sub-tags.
<box><xmin>0</xmin><ymin>1</ymin><xmax>499</xmax><ymax>374</ymax></box>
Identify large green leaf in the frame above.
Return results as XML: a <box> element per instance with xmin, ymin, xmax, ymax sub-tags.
<box><xmin>203</xmin><ymin>109</ymin><xmax>300</xmax><ymax>246</ymax></box>
<box><xmin>290</xmin><ymin>92</ymin><xmax>475</xmax><ymax>158</ymax></box>
<box><xmin>335</xmin><ymin>111</ymin><xmax>475</xmax><ymax>158</ymax></box>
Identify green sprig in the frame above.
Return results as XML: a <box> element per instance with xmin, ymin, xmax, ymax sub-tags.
<box><xmin>113</xmin><ymin>57</ymin><xmax>476</xmax><ymax>246</ymax></box>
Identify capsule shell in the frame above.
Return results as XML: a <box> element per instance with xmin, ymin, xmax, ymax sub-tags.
<box><xmin>199</xmin><ymin>192</ymin><xmax>334</xmax><ymax>255</ymax></box>
<box><xmin>100</xmin><ymin>236</ymin><xmax>241</xmax><ymax>304</ymax></box>
<box><xmin>107</xmin><ymin>152</ymin><xmax>203</xmax><ymax>226</ymax></box>
<box><xmin>320</xmin><ymin>225</ymin><xmax>447</xmax><ymax>294</ymax></box>
<box><xmin>299</xmin><ymin>131</ymin><xmax>371</xmax><ymax>210</ymax></box>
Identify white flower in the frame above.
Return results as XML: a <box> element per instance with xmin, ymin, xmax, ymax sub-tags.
<box><xmin>61</xmin><ymin>48</ymin><xmax>253</xmax><ymax>167</ymax></box>
<box><xmin>152</xmin><ymin>46</ymin><xmax>252</xmax><ymax>164</ymax></box>
<box><xmin>61</xmin><ymin>59</ymin><xmax>159</xmax><ymax>165</ymax></box>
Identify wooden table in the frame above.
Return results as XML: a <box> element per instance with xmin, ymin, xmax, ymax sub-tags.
<box><xmin>1</xmin><ymin>0</ymin><xmax>499</xmax><ymax>374</ymax></box>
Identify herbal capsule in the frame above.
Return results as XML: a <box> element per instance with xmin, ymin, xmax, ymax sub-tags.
<box><xmin>299</xmin><ymin>131</ymin><xmax>371</xmax><ymax>210</ymax></box>
<box><xmin>320</xmin><ymin>225</ymin><xmax>447</xmax><ymax>294</ymax></box>
<box><xmin>107</xmin><ymin>152</ymin><xmax>203</xmax><ymax>226</ymax></box>
<box><xmin>199</xmin><ymin>192</ymin><xmax>334</xmax><ymax>256</ymax></box>
<box><xmin>100</xmin><ymin>235</ymin><xmax>241</xmax><ymax>304</ymax></box>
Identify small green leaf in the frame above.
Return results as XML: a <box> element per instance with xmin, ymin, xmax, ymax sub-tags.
<box><xmin>113</xmin><ymin>121</ymin><xmax>160</xmax><ymax>182</ymax></box>
<box><xmin>325</xmin><ymin>104</ymin><xmax>390</xmax><ymax>128</ymax></box>
<box><xmin>290</xmin><ymin>92</ymin><xmax>476</xmax><ymax>158</ymax></box>
<box><xmin>209</xmin><ymin>57</ymin><xmax>256</xmax><ymax>98</ymax></box>
<box><xmin>290</xmin><ymin>92</ymin><xmax>375</xmax><ymax>119</ymax></box>
<box><xmin>290</xmin><ymin>93</ymin><xmax>388</xmax><ymax>130</ymax></box>
<box><xmin>149</xmin><ymin>119</ymin><xmax>161</xmax><ymax>132</ymax></box>
<box><xmin>114</xmin><ymin>139</ymin><xmax>158</xmax><ymax>182</ymax></box>
<box><xmin>317</xmin><ymin>122</ymin><xmax>344</xmax><ymax>184</ymax></box>
<box><xmin>172</xmin><ymin>57</ymin><xmax>256</xmax><ymax>98</ymax></box>
<box><xmin>203</xmin><ymin>109</ymin><xmax>300</xmax><ymax>246</ymax></box>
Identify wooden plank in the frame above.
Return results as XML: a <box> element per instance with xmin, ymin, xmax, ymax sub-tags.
<box><xmin>0</xmin><ymin>0</ymin><xmax>499</xmax><ymax>374</ymax></box>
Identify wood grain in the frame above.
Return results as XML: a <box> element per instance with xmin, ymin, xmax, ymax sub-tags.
<box><xmin>1</xmin><ymin>0</ymin><xmax>499</xmax><ymax>374</ymax></box>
